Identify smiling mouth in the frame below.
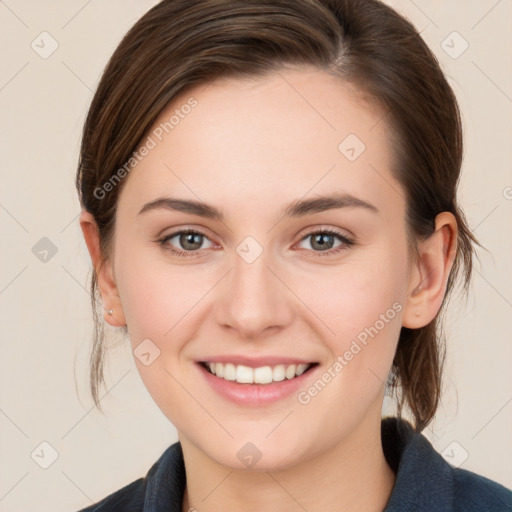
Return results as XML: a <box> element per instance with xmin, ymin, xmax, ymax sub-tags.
<box><xmin>200</xmin><ymin>361</ymin><xmax>318</xmax><ymax>385</ymax></box>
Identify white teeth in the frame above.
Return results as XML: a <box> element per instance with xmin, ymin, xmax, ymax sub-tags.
<box><xmin>236</xmin><ymin>365</ymin><xmax>254</xmax><ymax>383</ymax></box>
<box><xmin>296</xmin><ymin>364</ymin><xmax>308</xmax><ymax>376</ymax></box>
<box><xmin>205</xmin><ymin>362</ymin><xmax>312</xmax><ymax>384</ymax></box>
<box><xmin>272</xmin><ymin>364</ymin><xmax>286</xmax><ymax>382</ymax></box>
<box><xmin>254</xmin><ymin>366</ymin><xmax>273</xmax><ymax>384</ymax></box>
<box><xmin>224</xmin><ymin>363</ymin><xmax>236</xmax><ymax>381</ymax></box>
<box><xmin>285</xmin><ymin>364</ymin><xmax>297</xmax><ymax>379</ymax></box>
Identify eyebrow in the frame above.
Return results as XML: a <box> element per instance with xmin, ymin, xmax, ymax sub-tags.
<box><xmin>138</xmin><ymin>193</ymin><xmax>379</xmax><ymax>220</ymax></box>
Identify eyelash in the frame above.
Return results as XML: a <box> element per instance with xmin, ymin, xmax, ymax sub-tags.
<box><xmin>157</xmin><ymin>228</ymin><xmax>354</xmax><ymax>258</ymax></box>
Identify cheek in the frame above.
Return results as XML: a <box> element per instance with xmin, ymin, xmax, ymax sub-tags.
<box><xmin>113</xmin><ymin>249</ymin><xmax>211</xmax><ymax>428</ymax></box>
<box><xmin>297</xmin><ymin>245</ymin><xmax>407</xmax><ymax>386</ymax></box>
<box><xmin>116</xmin><ymin>226</ymin><xmax>408</xmax><ymax>357</ymax></box>
<box><xmin>117</xmin><ymin>259</ymin><xmax>199</xmax><ymax>342</ymax></box>
<box><xmin>114</xmin><ymin>239</ymin><xmax>223</xmax><ymax>366</ymax></box>
<box><xmin>306</xmin><ymin>252</ymin><xmax>405</xmax><ymax>337</ymax></box>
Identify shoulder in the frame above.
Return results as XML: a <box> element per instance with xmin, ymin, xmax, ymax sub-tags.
<box><xmin>76</xmin><ymin>478</ymin><xmax>146</xmax><ymax>512</ymax></box>
<box><xmin>75</xmin><ymin>442</ymin><xmax>185</xmax><ymax>512</ymax></box>
<box><xmin>451</xmin><ymin>466</ymin><xmax>512</xmax><ymax>511</ymax></box>
<box><xmin>382</xmin><ymin>417</ymin><xmax>512</xmax><ymax>511</ymax></box>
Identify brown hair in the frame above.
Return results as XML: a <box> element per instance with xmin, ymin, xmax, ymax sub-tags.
<box><xmin>76</xmin><ymin>0</ymin><xmax>481</xmax><ymax>432</ymax></box>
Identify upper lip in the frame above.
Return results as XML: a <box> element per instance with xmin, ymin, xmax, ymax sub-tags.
<box><xmin>198</xmin><ymin>355</ymin><xmax>317</xmax><ymax>367</ymax></box>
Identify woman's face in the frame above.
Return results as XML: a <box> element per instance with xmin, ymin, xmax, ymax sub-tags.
<box><xmin>111</xmin><ymin>66</ymin><xmax>415</xmax><ymax>470</ymax></box>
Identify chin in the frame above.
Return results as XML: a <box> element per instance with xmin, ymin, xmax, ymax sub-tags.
<box><xmin>194</xmin><ymin>433</ymin><xmax>314</xmax><ymax>473</ymax></box>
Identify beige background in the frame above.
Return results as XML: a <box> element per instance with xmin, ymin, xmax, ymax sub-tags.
<box><xmin>0</xmin><ymin>1</ymin><xmax>511</xmax><ymax>510</ymax></box>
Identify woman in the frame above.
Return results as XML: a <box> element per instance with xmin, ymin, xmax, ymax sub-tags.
<box><xmin>76</xmin><ymin>0</ymin><xmax>512</xmax><ymax>510</ymax></box>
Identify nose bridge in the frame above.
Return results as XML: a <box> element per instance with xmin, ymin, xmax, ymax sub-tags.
<box><xmin>217</xmin><ymin>242</ymin><xmax>292</xmax><ymax>338</ymax></box>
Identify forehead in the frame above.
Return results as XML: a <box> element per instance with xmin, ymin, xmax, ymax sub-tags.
<box><xmin>118</xmin><ymin>65</ymin><xmax>402</xmax><ymax>224</ymax></box>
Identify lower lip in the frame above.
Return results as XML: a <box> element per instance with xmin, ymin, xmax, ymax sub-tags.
<box><xmin>197</xmin><ymin>363</ymin><xmax>316</xmax><ymax>406</ymax></box>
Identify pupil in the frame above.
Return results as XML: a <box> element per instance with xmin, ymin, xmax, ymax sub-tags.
<box><xmin>314</xmin><ymin>234</ymin><xmax>332</xmax><ymax>250</ymax></box>
<box><xmin>182</xmin><ymin>233</ymin><xmax>201</xmax><ymax>249</ymax></box>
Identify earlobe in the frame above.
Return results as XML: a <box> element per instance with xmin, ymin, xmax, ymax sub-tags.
<box><xmin>79</xmin><ymin>210</ymin><xmax>126</xmax><ymax>327</ymax></box>
<box><xmin>402</xmin><ymin>212</ymin><xmax>458</xmax><ymax>329</ymax></box>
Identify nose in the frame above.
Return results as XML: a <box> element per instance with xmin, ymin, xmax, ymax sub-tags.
<box><xmin>214</xmin><ymin>246</ymin><xmax>295</xmax><ymax>340</ymax></box>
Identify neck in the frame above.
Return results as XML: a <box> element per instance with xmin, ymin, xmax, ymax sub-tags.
<box><xmin>180</xmin><ymin>414</ymin><xmax>396</xmax><ymax>512</ymax></box>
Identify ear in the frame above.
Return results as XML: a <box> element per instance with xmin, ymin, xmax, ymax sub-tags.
<box><xmin>79</xmin><ymin>210</ymin><xmax>126</xmax><ymax>327</ymax></box>
<box><xmin>402</xmin><ymin>212</ymin><xmax>458</xmax><ymax>328</ymax></box>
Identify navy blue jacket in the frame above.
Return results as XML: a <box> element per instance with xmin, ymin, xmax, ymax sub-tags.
<box><xmin>77</xmin><ymin>417</ymin><xmax>512</xmax><ymax>511</ymax></box>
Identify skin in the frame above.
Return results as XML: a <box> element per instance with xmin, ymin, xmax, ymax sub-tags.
<box><xmin>81</xmin><ymin>65</ymin><xmax>457</xmax><ymax>511</ymax></box>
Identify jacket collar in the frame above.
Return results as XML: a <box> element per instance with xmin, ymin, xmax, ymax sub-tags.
<box><xmin>143</xmin><ymin>441</ymin><xmax>186</xmax><ymax>512</ymax></box>
<box><xmin>381</xmin><ymin>417</ymin><xmax>453</xmax><ymax>511</ymax></box>
<box><xmin>141</xmin><ymin>417</ymin><xmax>454</xmax><ymax>512</ymax></box>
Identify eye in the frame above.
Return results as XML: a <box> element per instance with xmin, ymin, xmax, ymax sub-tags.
<box><xmin>158</xmin><ymin>229</ymin><xmax>214</xmax><ymax>257</ymax></box>
<box><xmin>296</xmin><ymin>229</ymin><xmax>354</xmax><ymax>257</ymax></box>
<box><xmin>157</xmin><ymin>227</ymin><xmax>354</xmax><ymax>259</ymax></box>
